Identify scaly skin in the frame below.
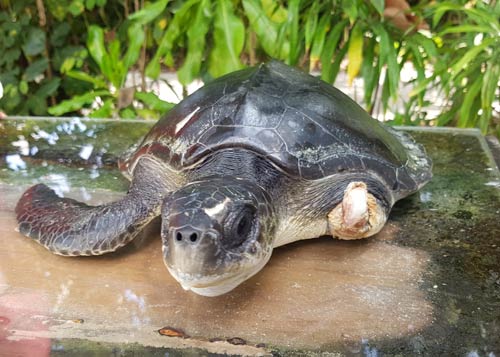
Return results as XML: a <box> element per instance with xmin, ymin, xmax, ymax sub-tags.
<box><xmin>15</xmin><ymin>158</ymin><xmax>169</xmax><ymax>256</ymax></box>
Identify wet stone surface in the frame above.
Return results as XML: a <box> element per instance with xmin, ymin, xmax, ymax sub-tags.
<box><xmin>1</xmin><ymin>118</ymin><xmax>500</xmax><ymax>356</ymax></box>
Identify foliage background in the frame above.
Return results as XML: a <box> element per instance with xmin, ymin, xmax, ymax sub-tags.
<box><xmin>0</xmin><ymin>0</ymin><xmax>498</xmax><ymax>135</ymax></box>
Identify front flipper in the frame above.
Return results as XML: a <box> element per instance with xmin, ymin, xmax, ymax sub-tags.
<box><xmin>327</xmin><ymin>182</ymin><xmax>388</xmax><ymax>240</ymax></box>
<box><xmin>15</xmin><ymin>159</ymin><xmax>168</xmax><ymax>256</ymax></box>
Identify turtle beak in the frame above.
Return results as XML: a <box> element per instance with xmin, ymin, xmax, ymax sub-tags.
<box><xmin>164</xmin><ymin>228</ymin><xmax>222</xmax><ymax>276</ymax></box>
<box><xmin>162</xmin><ymin>223</ymin><xmax>272</xmax><ymax>297</ymax></box>
<box><xmin>161</xmin><ymin>208</ymin><xmax>224</xmax><ymax>276</ymax></box>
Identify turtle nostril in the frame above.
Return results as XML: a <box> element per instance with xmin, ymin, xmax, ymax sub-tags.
<box><xmin>189</xmin><ymin>232</ymin><xmax>198</xmax><ymax>243</ymax></box>
<box><xmin>172</xmin><ymin>229</ymin><xmax>201</xmax><ymax>244</ymax></box>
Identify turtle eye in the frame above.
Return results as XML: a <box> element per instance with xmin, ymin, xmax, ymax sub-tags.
<box><xmin>222</xmin><ymin>205</ymin><xmax>256</xmax><ymax>248</ymax></box>
<box><xmin>236</xmin><ymin>212</ymin><xmax>252</xmax><ymax>237</ymax></box>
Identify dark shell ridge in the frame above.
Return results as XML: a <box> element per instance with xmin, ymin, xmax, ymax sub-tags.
<box><xmin>123</xmin><ymin>61</ymin><xmax>431</xmax><ymax>197</ymax></box>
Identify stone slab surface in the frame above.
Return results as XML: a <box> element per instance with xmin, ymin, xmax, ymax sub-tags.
<box><xmin>1</xmin><ymin>118</ymin><xmax>500</xmax><ymax>355</ymax></box>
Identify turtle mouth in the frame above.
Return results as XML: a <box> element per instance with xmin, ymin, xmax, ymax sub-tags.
<box><xmin>165</xmin><ymin>250</ymin><xmax>272</xmax><ymax>297</ymax></box>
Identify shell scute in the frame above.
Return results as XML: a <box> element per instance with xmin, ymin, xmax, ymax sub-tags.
<box><xmin>124</xmin><ymin>61</ymin><xmax>431</xmax><ymax>198</ymax></box>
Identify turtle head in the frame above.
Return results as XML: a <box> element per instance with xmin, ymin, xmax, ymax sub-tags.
<box><xmin>161</xmin><ymin>177</ymin><xmax>275</xmax><ymax>296</ymax></box>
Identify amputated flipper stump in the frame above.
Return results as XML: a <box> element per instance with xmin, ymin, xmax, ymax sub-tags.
<box><xmin>328</xmin><ymin>182</ymin><xmax>388</xmax><ymax>240</ymax></box>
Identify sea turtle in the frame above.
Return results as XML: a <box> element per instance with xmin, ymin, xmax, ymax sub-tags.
<box><xmin>16</xmin><ymin>61</ymin><xmax>432</xmax><ymax>296</ymax></box>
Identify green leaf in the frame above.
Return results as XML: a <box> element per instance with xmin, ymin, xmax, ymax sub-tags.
<box><xmin>26</xmin><ymin>94</ymin><xmax>47</xmax><ymax>116</ymax></box>
<box><xmin>22</xmin><ymin>28</ymin><xmax>46</xmax><ymax>56</ymax></box>
<box><xmin>68</xmin><ymin>0</ymin><xmax>85</xmax><ymax>16</ymax></box>
<box><xmin>412</xmin><ymin>33</ymin><xmax>437</xmax><ymax>59</ymax></box>
<box><xmin>128</xmin><ymin>0</ymin><xmax>169</xmax><ymax>25</ymax></box>
<box><xmin>439</xmin><ymin>25</ymin><xmax>493</xmax><ymax>35</ymax></box>
<box><xmin>409</xmin><ymin>76</ymin><xmax>434</xmax><ymax>97</ymax></box>
<box><xmin>60</xmin><ymin>57</ymin><xmax>76</xmax><ymax>73</ymax></box>
<box><xmin>87</xmin><ymin>25</ymin><xmax>106</xmax><ymax>72</ymax></box>
<box><xmin>342</xmin><ymin>0</ymin><xmax>359</xmax><ymax>22</ymax></box>
<box><xmin>459</xmin><ymin>7</ymin><xmax>499</xmax><ymax>28</ymax></box>
<box><xmin>347</xmin><ymin>22</ymin><xmax>363</xmax><ymax>85</ymax></box>
<box><xmin>450</xmin><ymin>38</ymin><xmax>494</xmax><ymax>78</ymax></box>
<box><xmin>361</xmin><ymin>37</ymin><xmax>378</xmax><ymax>110</ymax></box>
<box><xmin>89</xmin><ymin>99</ymin><xmax>114</xmax><ymax>118</ymax></box>
<box><xmin>101</xmin><ymin>39</ymin><xmax>124</xmax><ymax>88</ymax></box>
<box><xmin>135</xmin><ymin>91</ymin><xmax>175</xmax><ymax>112</ymax></box>
<box><xmin>431</xmin><ymin>2</ymin><xmax>462</xmax><ymax>27</ymax></box>
<box><xmin>120</xmin><ymin>107</ymin><xmax>136</xmax><ymax>119</ymax></box>
<box><xmin>275</xmin><ymin>17</ymin><xmax>289</xmax><ymax>59</ymax></box>
<box><xmin>36</xmin><ymin>77</ymin><xmax>61</xmax><ymax>98</ymax></box>
<box><xmin>321</xmin><ymin>19</ymin><xmax>348</xmax><ymax>83</ymax></box>
<box><xmin>287</xmin><ymin>0</ymin><xmax>301</xmax><ymax>65</ymax></box>
<box><xmin>2</xmin><ymin>48</ymin><xmax>21</xmax><ymax>67</ymax></box>
<box><xmin>178</xmin><ymin>0</ymin><xmax>211</xmax><ymax>85</ymax></box>
<box><xmin>328</xmin><ymin>44</ymin><xmax>348</xmax><ymax>87</ymax></box>
<box><xmin>458</xmin><ymin>76</ymin><xmax>482</xmax><ymax>128</ymax></box>
<box><xmin>479</xmin><ymin>62</ymin><xmax>499</xmax><ymax>133</ymax></box>
<box><xmin>108</xmin><ymin>39</ymin><xmax>121</xmax><ymax>64</ymax></box>
<box><xmin>406</xmin><ymin>42</ymin><xmax>426</xmax><ymax>107</ymax></box>
<box><xmin>243</xmin><ymin>0</ymin><xmax>288</xmax><ymax>59</ymax></box>
<box><xmin>19</xmin><ymin>81</ymin><xmax>29</xmax><ymax>95</ymax></box>
<box><xmin>370</xmin><ymin>0</ymin><xmax>384</xmax><ymax>16</ymax></box>
<box><xmin>50</xmin><ymin>22</ymin><xmax>71</xmax><ymax>47</ymax></box>
<box><xmin>85</xmin><ymin>0</ymin><xmax>96</xmax><ymax>10</ymax></box>
<box><xmin>209</xmin><ymin>0</ymin><xmax>245</xmax><ymax>78</ymax></box>
<box><xmin>262</xmin><ymin>0</ymin><xmax>287</xmax><ymax>22</ymax></box>
<box><xmin>374</xmin><ymin>24</ymin><xmax>399</xmax><ymax>101</ymax></box>
<box><xmin>66</xmin><ymin>70</ymin><xmax>107</xmax><ymax>88</ymax></box>
<box><xmin>136</xmin><ymin>108</ymin><xmax>161</xmax><ymax>119</ymax></box>
<box><xmin>24</xmin><ymin>58</ymin><xmax>49</xmax><ymax>81</ymax></box>
<box><xmin>304</xmin><ymin>1</ymin><xmax>319</xmax><ymax>52</ymax></box>
<box><xmin>123</xmin><ymin>23</ymin><xmax>145</xmax><ymax>71</ymax></box>
<box><xmin>146</xmin><ymin>0</ymin><xmax>198</xmax><ymax>78</ymax></box>
<box><xmin>309</xmin><ymin>13</ymin><xmax>331</xmax><ymax>70</ymax></box>
<box><xmin>46</xmin><ymin>0</ymin><xmax>69</xmax><ymax>21</ymax></box>
<box><xmin>48</xmin><ymin>90</ymin><xmax>110</xmax><ymax>116</ymax></box>
<box><xmin>436</xmin><ymin>103</ymin><xmax>459</xmax><ymax>126</ymax></box>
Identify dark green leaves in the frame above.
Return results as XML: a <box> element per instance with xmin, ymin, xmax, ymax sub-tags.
<box><xmin>373</xmin><ymin>23</ymin><xmax>400</xmax><ymax>110</ymax></box>
<box><xmin>424</xmin><ymin>1</ymin><xmax>500</xmax><ymax>133</ymax></box>
<box><xmin>24</xmin><ymin>59</ymin><xmax>49</xmax><ymax>81</ymax></box>
<box><xmin>123</xmin><ymin>23</ymin><xmax>145</xmax><ymax>71</ymax></box>
<box><xmin>209</xmin><ymin>0</ymin><xmax>245</xmax><ymax>77</ymax></box>
<box><xmin>146</xmin><ymin>0</ymin><xmax>198</xmax><ymax>78</ymax></box>
<box><xmin>22</xmin><ymin>28</ymin><xmax>46</xmax><ymax>56</ymax></box>
<box><xmin>178</xmin><ymin>0</ymin><xmax>211</xmax><ymax>85</ymax></box>
<box><xmin>320</xmin><ymin>19</ymin><xmax>348</xmax><ymax>83</ymax></box>
<box><xmin>48</xmin><ymin>90</ymin><xmax>109</xmax><ymax>116</ymax></box>
<box><xmin>128</xmin><ymin>0</ymin><xmax>169</xmax><ymax>25</ymax></box>
<box><xmin>1</xmin><ymin>0</ymin><xmax>497</xmax><ymax>132</ymax></box>
<box><xmin>370</xmin><ymin>0</ymin><xmax>384</xmax><ymax>16</ymax></box>
<box><xmin>135</xmin><ymin>92</ymin><xmax>175</xmax><ymax>113</ymax></box>
<box><xmin>347</xmin><ymin>22</ymin><xmax>363</xmax><ymax>85</ymax></box>
<box><xmin>87</xmin><ymin>25</ymin><xmax>106</xmax><ymax>72</ymax></box>
<box><xmin>243</xmin><ymin>0</ymin><xmax>288</xmax><ymax>59</ymax></box>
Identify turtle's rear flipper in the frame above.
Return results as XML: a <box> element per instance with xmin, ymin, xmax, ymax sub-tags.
<box><xmin>15</xmin><ymin>159</ymin><xmax>167</xmax><ymax>256</ymax></box>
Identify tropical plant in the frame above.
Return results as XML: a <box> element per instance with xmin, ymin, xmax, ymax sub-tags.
<box><xmin>48</xmin><ymin>0</ymin><xmax>175</xmax><ymax>118</ymax></box>
<box><xmin>0</xmin><ymin>0</ymin><xmax>174</xmax><ymax>119</ymax></box>
<box><xmin>0</xmin><ymin>0</ymin><xmax>498</xmax><ymax>136</ymax></box>
<box><xmin>146</xmin><ymin>0</ymin><xmax>432</xmax><ymax>117</ymax></box>
<box><xmin>0</xmin><ymin>0</ymin><xmax>117</xmax><ymax>116</ymax></box>
<box><xmin>409</xmin><ymin>1</ymin><xmax>500</xmax><ymax>134</ymax></box>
